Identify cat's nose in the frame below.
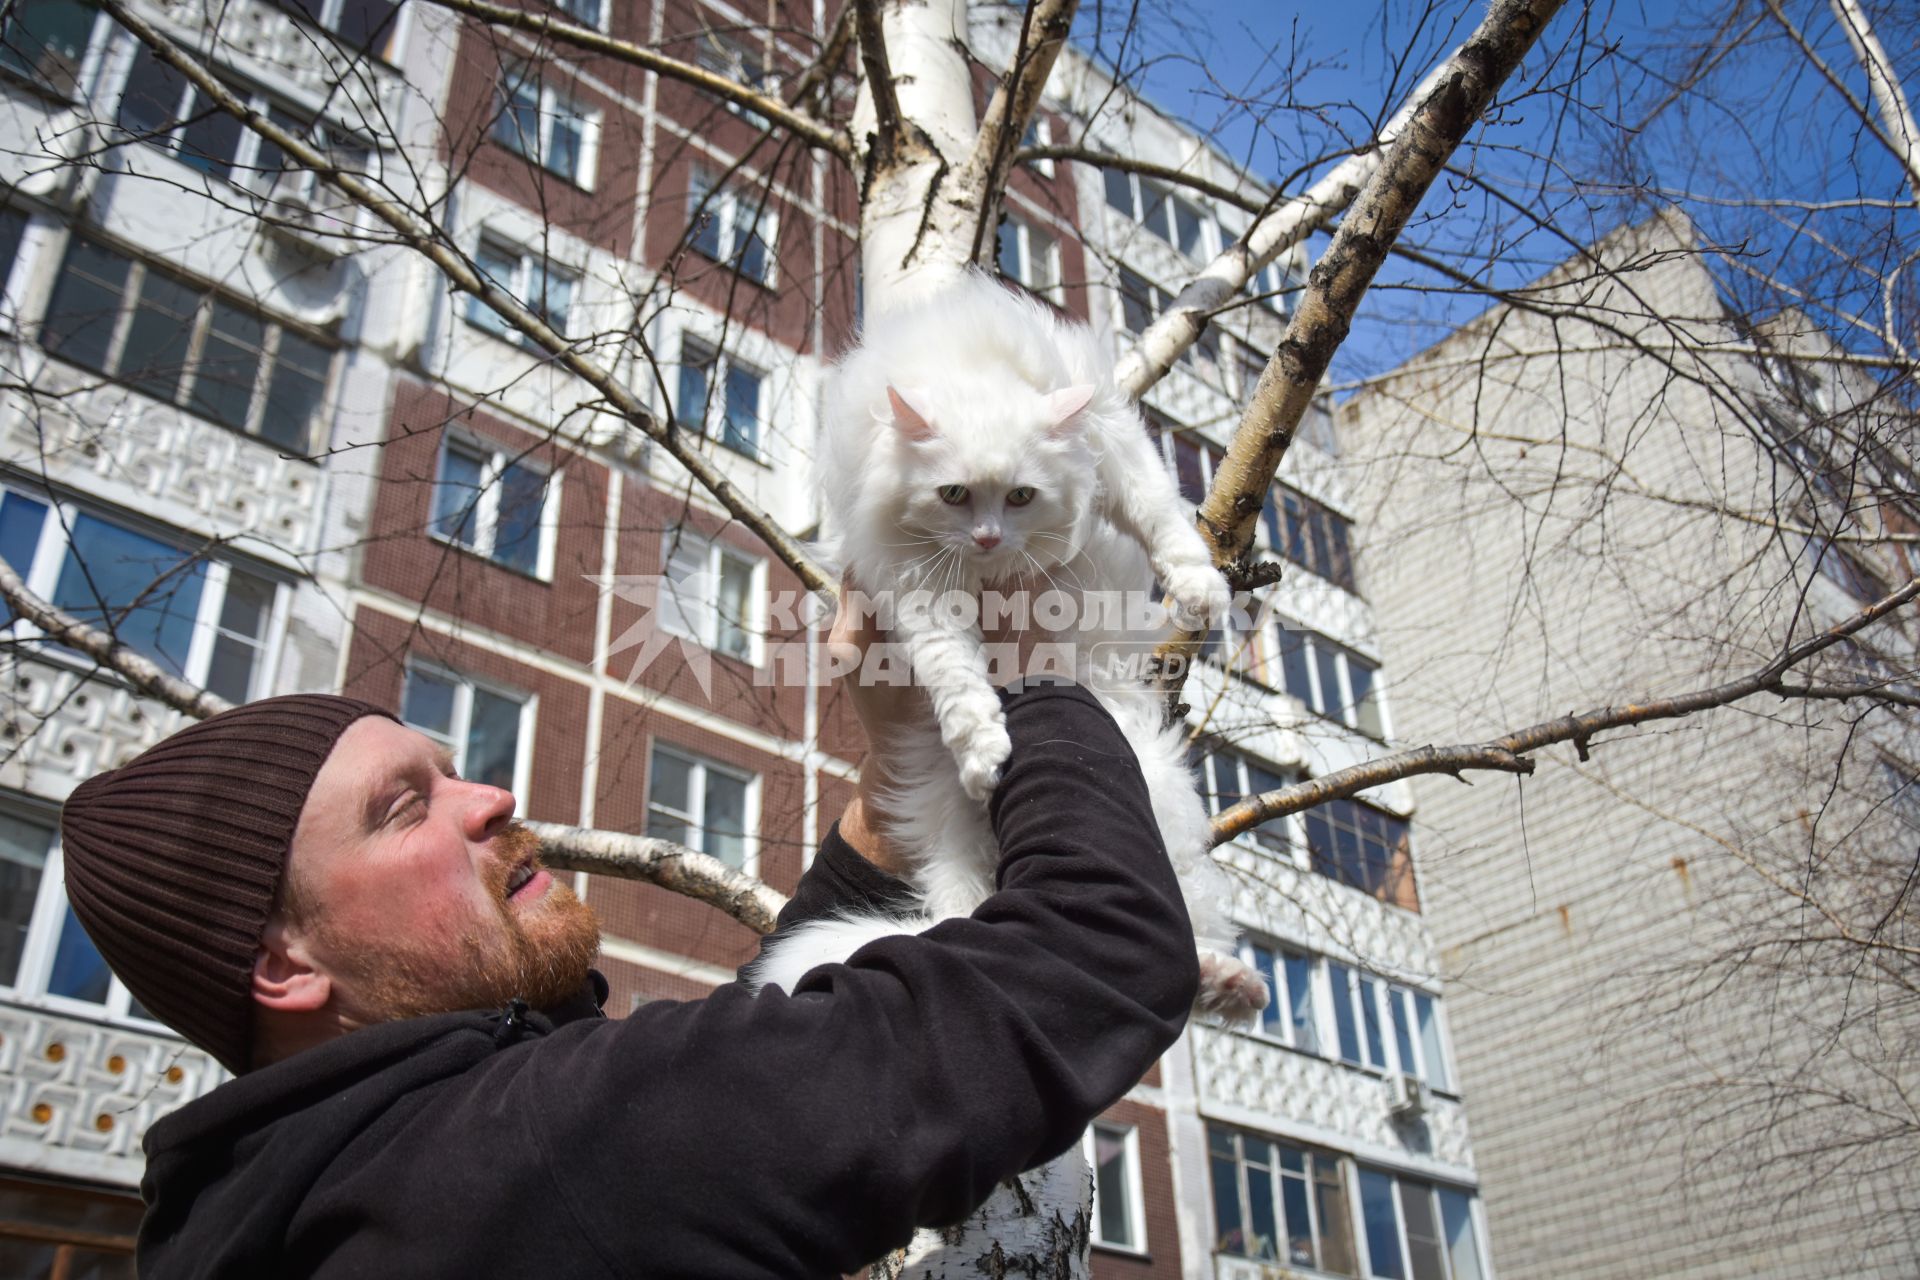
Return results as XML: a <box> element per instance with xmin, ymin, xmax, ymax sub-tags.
<box><xmin>973</xmin><ymin>532</ymin><xmax>1002</xmax><ymax>550</ymax></box>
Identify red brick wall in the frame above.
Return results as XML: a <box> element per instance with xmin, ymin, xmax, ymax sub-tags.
<box><xmin>364</xmin><ymin>379</ymin><xmax>607</xmax><ymax>667</ymax></box>
<box><xmin>1092</xmin><ymin>1098</ymin><xmax>1185</xmax><ymax>1280</ymax></box>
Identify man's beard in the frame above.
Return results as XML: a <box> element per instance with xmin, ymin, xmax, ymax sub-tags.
<box><xmin>318</xmin><ymin>823</ymin><xmax>602</xmax><ymax>1025</ymax></box>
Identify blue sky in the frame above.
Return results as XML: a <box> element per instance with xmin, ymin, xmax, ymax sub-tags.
<box><xmin>1068</xmin><ymin>1</ymin><xmax>1918</xmax><ymax>387</ymax></box>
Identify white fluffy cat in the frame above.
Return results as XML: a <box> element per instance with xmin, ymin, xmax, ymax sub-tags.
<box><xmin>751</xmin><ymin>274</ymin><xmax>1266</xmax><ymax>1019</ymax></box>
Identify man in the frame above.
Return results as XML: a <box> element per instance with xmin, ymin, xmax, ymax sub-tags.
<box><xmin>58</xmin><ymin>607</ymin><xmax>1199</xmax><ymax>1277</ymax></box>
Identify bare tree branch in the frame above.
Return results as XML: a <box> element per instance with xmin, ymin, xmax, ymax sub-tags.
<box><xmin>1152</xmin><ymin>0</ymin><xmax>1572</xmax><ymax>700</ymax></box>
<box><xmin>0</xmin><ymin>560</ymin><xmax>234</xmax><ymax>721</ymax></box>
<box><xmin>853</xmin><ymin>0</ymin><xmax>905</xmax><ymax>168</ymax></box>
<box><xmin>960</xmin><ymin>0</ymin><xmax>1078</xmax><ymax>264</ymax></box>
<box><xmin>529</xmin><ymin>822</ymin><xmax>789</xmax><ymax>934</ymax></box>
<box><xmin>1016</xmin><ymin>144</ymin><xmax>1266</xmax><ymax>214</ymax></box>
<box><xmin>1112</xmin><ymin>58</ymin><xmax>1456</xmax><ymax>399</ymax></box>
<box><xmin>1212</xmin><ymin>575</ymin><xmax>1920</xmax><ymax>842</ymax></box>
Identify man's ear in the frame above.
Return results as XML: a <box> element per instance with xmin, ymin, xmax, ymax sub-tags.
<box><xmin>252</xmin><ymin>917</ymin><xmax>332</xmax><ymax>1014</ymax></box>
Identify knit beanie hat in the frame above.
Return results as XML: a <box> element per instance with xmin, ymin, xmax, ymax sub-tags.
<box><xmin>58</xmin><ymin>695</ymin><xmax>396</xmax><ymax>1075</ymax></box>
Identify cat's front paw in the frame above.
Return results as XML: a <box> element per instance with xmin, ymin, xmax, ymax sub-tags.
<box><xmin>1161</xmin><ymin>561</ymin><xmax>1232</xmax><ymax>630</ymax></box>
<box><xmin>1196</xmin><ymin>948</ymin><xmax>1271</xmax><ymax>1023</ymax></box>
<box><xmin>956</xmin><ymin>722</ymin><xmax>1012</xmax><ymax>801</ymax></box>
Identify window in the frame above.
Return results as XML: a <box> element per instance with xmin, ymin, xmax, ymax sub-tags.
<box><xmin>1386</xmin><ymin>983</ymin><xmax>1452</xmax><ymax>1091</ymax></box>
<box><xmin>492</xmin><ymin>62</ymin><xmax>599</xmax><ymax>187</ymax></box>
<box><xmin>551</xmin><ymin>0</ymin><xmax>602</xmax><ymax>28</ymax></box>
<box><xmin>1263</xmin><ymin>484</ymin><xmax>1357</xmax><ymax>593</ymax></box>
<box><xmin>1021</xmin><ymin>115</ymin><xmax>1054</xmax><ymax>176</ymax></box>
<box><xmin>1118</xmin><ymin>269</ymin><xmax>1216</xmax><ymax>365</ymax></box>
<box><xmin>646</xmin><ymin>746</ymin><xmax>755</xmax><ymax>869</ymax></box>
<box><xmin>1329</xmin><ymin>962</ymin><xmax>1391</xmax><ymax>1071</ymax></box>
<box><xmin>1245</xmin><ymin>258</ymin><xmax>1292</xmax><ymax>313</ymax></box>
<box><xmin>1276</xmin><ymin>625</ymin><xmax>1386</xmax><ymax>737</ymax></box>
<box><xmin>693</xmin><ymin>25</ymin><xmax>775</xmax><ymax>125</ymax></box>
<box><xmin>688</xmin><ymin>169</ymin><xmax>775</xmax><ymax>284</ymax></box>
<box><xmin>0</xmin><ymin>0</ymin><xmax>99</xmax><ymax>97</ymax></box>
<box><xmin>1198</xmin><ymin>748</ymin><xmax>1292</xmax><ymax>854</ymax></box>
<box><xmin>465</xmin><ymin>236</ymin><xmax>577</xmax><ymax>344</ymax></box>
<box><xmin>1104</xmin><ymin>167</ymin><xmax>1209</xmax><ymax>258</ymax></box>
<box><xmin>1241</xmin><ymin>939</ymin><xmax>1319</xmax><ymax>1052</ymax></box>
<box><xmin>117</xmin><ymin>47</ymin><xmax>374</xmax><ymax>194</ymax></box>
<box><xmin>0</xmin><ymin>483</ymin><xmax>282</xmax><ymax>695</ymax></box>
<box><xmin>1304</xmin><ymin>798</ymin><xmax>1414</xmax><ymax>905</ymax></box>
<box><xmin>1084</xmin><ymin>1122</ymin><xmax>1145</xmax><ymax>1253</ymax></box>
<box><xmin>41</xmin><ymin>235</ymin><xmax>335</xmax><ymax>452</ymax></box>
<box><xmin>674</xmin><ymin>339</ymin><xmax>763</xmax><ymax>458</ymax></box>
<box><xmin>1358</xmin><ymin>1169</ymin><xmax>1485</xmax><ymax>1280</ymax></box>
<box><xmin>401</xmin><ymin>665</ymin><xmax>529</xmax><ymax>793</ymax></box>
<box><xmin>996</xmin><ymin>214</ymin><xmax>1059</xmax><ymax>299</ymax></box>
<box><xmin>656</xmin><ymin>528</ymin><xmax>763</xmax><ymax>663</ymax></box>
<box><xmin>430</xmin><ymin>435</ymin><xmax>554</xmax><ymax>577</ymax></box>
<box><xmin>273</xmin><ymin>0</ymin><xmax>401</xmax><ymax>57</ymax></box>
<box><xmin>0</xmin><ymin>799</ymin><xmax>160</xmax><ymax>1026</ymax></box>
<box><xmin>1209</xmin><ymin>1126</ymin><xmax>1355</xmax><ymax>1274</ymax></box>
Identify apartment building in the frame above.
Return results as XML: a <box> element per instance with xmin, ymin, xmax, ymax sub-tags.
<box><xmin>0</xmin><ymin>1</ymin><xmax>1492</xmax><ymax>1275</ymax></box>
<box><xmin>1338</xmin><ymin>216</ymin><xmax>1918</xmax><ymax>1278</ymax></box>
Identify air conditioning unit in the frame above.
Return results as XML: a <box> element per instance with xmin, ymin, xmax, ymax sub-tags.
<box><xmin>1386</xmin><ymin>1073</ymin><xmax>1430</xmax><ymax>1120</ymax></box>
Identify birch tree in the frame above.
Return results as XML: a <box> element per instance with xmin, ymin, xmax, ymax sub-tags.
<box><xmin>0</xmin><ymin>0</ymin><xmax>1915</xmax><ymax>1272</ymax></box>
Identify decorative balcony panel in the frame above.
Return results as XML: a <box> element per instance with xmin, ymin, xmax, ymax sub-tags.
<box><xmin>148</xmin><ymin>0</ymin><xmax>408</xmax><ymax>127</ymax></box>
<box><xmin>1218</xmin><ymin>842</ymin><xmax>1435</xmax><ymax>981</ymax></box>
<box><xmin>1194</xmin><ymin>1025</ymin><xmax>1474</xmax><ymax>1178</ymax></box>
<box><xmin>0</xmin><ymin>1002</ymin><xmax>219</xmax><ymax>1188</ymax></box>
<box><xmin>3</xmin><ymin>375</ymin><xmax>322</xmax><ymax>556</ymax></box>
<box><xmin>0</xmin><ymin>657</ymin><xmax>187</xmax><ymax>798</ymax></box>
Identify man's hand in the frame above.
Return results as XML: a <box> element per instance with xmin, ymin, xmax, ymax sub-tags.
<box><xmin>826</xmin><ymin>576</ymin><xmax>1070</xmax><ymax>877</ymax></box>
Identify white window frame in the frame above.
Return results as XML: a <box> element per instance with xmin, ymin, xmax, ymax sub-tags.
<box><xmin>645</xmin><ymin>744</ymin><xmax>762</xmax><ymax>876</ymax></box>
<box><xmin>1021</xmin><ymin>116</ymin><xmax>1055</xmax><ymax>176</ymax></box>
<box><xmin>0</xmin><ymin>3</ymin><xmax>110</xmax><ymax>101</ymax></box>
<box><xmin>655</xmin><ymin>528</ymin><xmax>768</xmax><ymax>666</ymax></box>
<box><xmin>1275</xmin><ymin>621</ymin><xmax>1389</xmax><ymax>739</ymax></box>
<box><xmin>0</xmin><ymin>481</ymin><xmax>289</xmax><ymax>700</ymax></box>
<box><xmin>115</xmin><ymin>41</ymin><xmax>378</xmax><ymax>196</ymax></box>
<box><xmin>693</xmin><ymin>24</ymin><xmax>779</xmax><ymax>125</ymax></box>
<box><xmin>688</xmin><ymin>167</ymin><xmax>779</xmax><ymax>286</ymax></box>
<box><xmin>494</xmin><ymin>63</ymin><xmax>602</xmax><ymax>189</ymax></box>
<box><xmin>1238</xmin><ymin>938</ymin><xmax>1321</xmax><ymax>1055</ymax></box>
<box><xmin>399</xmin><ymin>661</ymin><xmax>536</xmax><ymax>802</ymax></box>
<box><xmin>5</xmin><ymin>824</ymin><xmax>174</xmax><ymax>1032</ymax></box>
<box><xmin>552</xmin><ymin>0</ymin><xmax>610</xmax><ymax>33</ymax></box>
<box><xmin>428</xmin><ymin>431</ymin><xmax>561</xmax><ymax>581</ymax></box>
<box><xmin>1327</xmin><ymin>961</ymin><xmax>1392</xmax><ymax>1074</ymax></box>
<box><xmin>1384</xmin><ymin>982</ymin><xmax>1454</xmax><ymax>1093</ymax></box>
<box><xmin>40</xmin><ymin>233</ymin><xmax>341</xmax><ymax>452</ymax></box>
<box><xmin>674</xmin><ymin>336</ymin><xmax>767</xmax><ymax>461</ymax></box>
<box><xmin>464</xmin><ymin>233</ymin><xmax>581</xmax><ymax>347</ymax></box>
<box><xmin>997</xmin><ymin>212</ymin><xmax>1061</xmax><ymax>302</ymax></box>
<box><xmin>1082</xmin><ymin>1121</ymin><xmax>1148</xmax><ymax>1255</ymax></box>
<box><xmin>1103</xmin><ymin>168</ymin><xmax>1213</xmax><ymax>259</ymax></box>
<box><xmin>1358</xmin><ymin>1168</ymin><xmax>1490</xmax><ymax>1280</ymax></box>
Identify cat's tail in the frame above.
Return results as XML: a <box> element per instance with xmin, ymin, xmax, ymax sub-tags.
<box><xmin>742</xmin><ymin>911</ymin><xmax>939</xmax><ymax>995</ymax></box>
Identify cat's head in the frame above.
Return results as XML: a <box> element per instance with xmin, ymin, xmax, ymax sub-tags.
<box><xmin>879</xmin><ymin>380</ymin><xmax>1098</xmax><ymax>580</ymax></box>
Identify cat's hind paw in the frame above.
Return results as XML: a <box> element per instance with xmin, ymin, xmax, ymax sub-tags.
<box><xmin>1195</xmin><ymin>948</ymin><xmax>1270</xmax><ymax>1023</ymax></box>
<box><xmin>955</xmin><ymin>723</ymin><xmax>1012</xmax><ymax>802</ymax></box>
<box><xmin>1161</xmin><ymin>561</ymin><xmax>1233</xmax><ymax>631</ymax></box>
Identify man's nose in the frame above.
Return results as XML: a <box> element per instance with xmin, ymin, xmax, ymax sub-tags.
<box><xmin>463</xmin><ymin>782</ymin><xmax>516</xmax><ymax>841</ymax></box>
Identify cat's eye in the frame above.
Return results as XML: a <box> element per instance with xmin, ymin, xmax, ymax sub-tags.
<box><xmin>937</xmin><ymin>484</ymin><xmax>970</xmax><ymax>505</ymax></box>
<box><xmin>1006</xmin><ymin>486</ymin><xmax>1037</xmax><ymax>507</ymax></box>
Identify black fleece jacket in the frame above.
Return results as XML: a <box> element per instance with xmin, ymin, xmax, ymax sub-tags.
<box><xmin>136</xmin><ymin>682</ymin><xmax>1200</xmax><ymax>1278</ymax></box>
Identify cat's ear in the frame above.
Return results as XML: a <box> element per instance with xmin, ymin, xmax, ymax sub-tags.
<box><xmin>1045</xmin><ymin>385</ymin><xmax>1096</xmax><ymax>436</ymax></box>
<box><xmin>887</xmin><ymin>386</ymin><xmax>937</xmax><ymax>442</ymax></box>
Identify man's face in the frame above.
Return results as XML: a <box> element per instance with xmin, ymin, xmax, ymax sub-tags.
<box><xmin>281</xmin><ymin>716</ymin><xmax>600</xmax><ymax>1026</ymax></box>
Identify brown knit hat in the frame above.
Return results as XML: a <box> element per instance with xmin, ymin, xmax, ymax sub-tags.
<box><xmin>58</xmin><ymin>695</ymin><xmax>396</xmax><ymax>1075</ymax></box>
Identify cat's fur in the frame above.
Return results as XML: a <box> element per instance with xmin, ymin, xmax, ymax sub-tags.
<box><xmin>750</xmin><ymin>274</ymin><xmax>1266</xmax><ymax>1019</ymax></box>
